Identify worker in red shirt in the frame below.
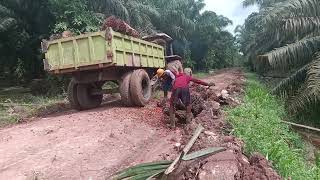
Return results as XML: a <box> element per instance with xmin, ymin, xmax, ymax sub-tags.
<box><xmin>169</xmin><ymin>73</ymin><xmax>214</xmax><ymax>128</ymax></box>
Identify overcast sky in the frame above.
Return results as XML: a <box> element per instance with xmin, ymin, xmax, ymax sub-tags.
<box><xmin>204</xmin><ymin>0</ymin><xmax>258</xmax><ymax>33</ymax></box>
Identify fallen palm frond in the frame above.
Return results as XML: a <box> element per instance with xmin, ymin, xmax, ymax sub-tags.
<box><xmin>163</xmin><ymin>124</ymin><xmax>204</xmax><ymax>176</ymax></box>
<box><xmin>182</xmin><ymin>147</ymin><xmax>225</xmax><ymax>161</ymax></box>
<box><xmin>110</xmin><ymin>161</ymin><xmax>172</xmax><ymax>180</ymax></box>
<box><xmin>110</xmin><ymin>124</ymin><xmax>226</xmax><ymax>180</ymax></box>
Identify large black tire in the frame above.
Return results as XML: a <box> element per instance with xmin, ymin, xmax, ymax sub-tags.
<box><xmin>77</xmin><ymin>83</ymin><xmax>103</xmax><ymax>110</ymax></box>
<box><xmin>120</xmin><ymin>72</ymin><xmax>133</xmax><ymax>106</ymax></box>
<box><xmin>167</xmin><ymin>60</ymin><xmax>183</xmax><ymax>74</ymax></box>
<box><xmin>130</xmin><ymin>69</ymin><xmax>152</xmax><ymax>107</ymax></box>
<box><xmin>67</xmin><ymin>78</ymin><xmax>82</xmax><ymax>110</ymax></box>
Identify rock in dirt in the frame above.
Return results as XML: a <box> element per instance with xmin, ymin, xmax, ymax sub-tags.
<box><xmin>235</xmin><ymin>153</ymin><xmax>281</xmax><ymax>180</ymax></box>
<box><xmin>223</xmin><ymin>136</ymin><xmax>235</xmax><ymax>143</ymax></box>
<box><xmin>211</xmin><ymin>101</ymin><xmax>221</xmax><ymax>110</ymax></box>
<box><xmin>227</xmin><ymin>82</ymin><xmax>244</xmax><ymax>94</ymax></box>
<box><xmin>221</xmin><ymin>89</ymin><xmax>230</xmax><ymax>99</ymax></box>
<box><xmin>204</xmin><ymin>131</ymin><xmax>216</xmax><ymax>137</ymax></box>
<box><xmin>198</xmin><ymin>151</ymin><xmax>239</xmax><ymax>180</ymax></box>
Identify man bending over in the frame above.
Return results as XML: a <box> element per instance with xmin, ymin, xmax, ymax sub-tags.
<box><xmin>169</xmin><ymin>72</ymin><xmax>214</xmax><ymax>128</ymax></box>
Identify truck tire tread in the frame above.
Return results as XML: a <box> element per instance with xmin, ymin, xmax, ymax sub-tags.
<box><xmin>67</xmin><ymin>79</ymin><xmax>82</xmax><ymax>110</ymax></box>
<box><xmin>120</xmin><ymin>72</ymin><xmax>133</xmax><ymax>106</ymax></box>
<box><xmin>130</xmin><ymin>69</ymin><xmax>151</xmax><ymax>107</ymax></box>
<box><xmin>77</xmin><ymin>83</ymin><xmax>102</xmax><ymax>110</ymax></box>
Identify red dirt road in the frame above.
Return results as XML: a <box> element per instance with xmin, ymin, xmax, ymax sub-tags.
<box><xmin>0</xmin><ymin>69</ymin><xmax>243</xmax><ymax>180</ymax></box>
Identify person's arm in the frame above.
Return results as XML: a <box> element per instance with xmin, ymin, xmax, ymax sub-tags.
<box><xmin>189</xmin><ymin>76</ymin><xmax>209</xmax><ymax>86</ymax></box>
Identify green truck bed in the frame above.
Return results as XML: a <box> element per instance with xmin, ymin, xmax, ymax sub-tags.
<box><xmin>42</xmin><ymin>28</ymin><xmax>165</xmax><ymax>74</ymax></box>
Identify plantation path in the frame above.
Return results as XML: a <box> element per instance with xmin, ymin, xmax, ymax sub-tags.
<box><xmin>0</xmin><ymin>69</ymin><xmax>243</xmax><ymax>180</ymax></box>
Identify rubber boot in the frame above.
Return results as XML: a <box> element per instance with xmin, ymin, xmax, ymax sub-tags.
<box><xmin>169</xmin><ymin>105</ymin><xmax>175</xmax><ymax>129</ymax></box>
<box><xmin>160</xmin><ymin>92</ymin><xmax>168</xmax><ymax>107</ymax></box>
<box><xmin>186</xmin><ymin>105</ymin><xmax>192</xmax><ymax>124</ymax></box>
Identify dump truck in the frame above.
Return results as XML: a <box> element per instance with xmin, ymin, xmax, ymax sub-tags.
<box><xmin>41</xmin><ymin>28</ymin><xmax>183</xmax><ymax>110</ymax></box>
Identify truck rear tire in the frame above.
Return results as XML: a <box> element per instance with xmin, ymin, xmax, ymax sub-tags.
<box><xmin>77</xmin><ymin>83</ymin><xmax>103</xmax><ymax>110</ymax></box>
<box><xmin>167</xmin><ymin>60</ymin><xmax>183</xmax><ymax>74</ymax></box>
<box><xmin>130</xmin><ymin>69</ymin><xmax>152</xmax><ymax>106</ymax></box>
<box><xmin>120</xmin><ymin>72</ymin><xmax>133</xmax><ymax>106</ymax></box>
<box><xmin>67</xmin><ymin>78</ymin><xmax>82</xmax><ymax>110</ymax></box>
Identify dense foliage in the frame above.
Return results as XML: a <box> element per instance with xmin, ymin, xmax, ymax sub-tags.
<box><xmin>0</xmin><ymin>0</ymin><xmax>239</xmax><ymax>85</ymax></box>
<box><xmin>237</xmin><ymin>0</ymin><xmax>320</xmax><ymax>113</ymax></box>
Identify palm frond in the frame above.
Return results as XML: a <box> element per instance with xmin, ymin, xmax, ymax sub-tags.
<box><xmin>283</xmin><ymin>16</ymin><xmax>320</xmax><ymax>36</ymax></box>
<box><xmin>130</xmin><ymin>2</ymin><xmax>160</xmax><ymax>19</ymax></box>
<box><xmin>272</xmin><ymin>63</ymin><xmax>308</xmax><ymax>96</ymax></box>
<box><xmin>0</xmin><ymin>17</ymin><xmax>17</xmax><ymax>32</ymax></box>
<box><xmin>287</xmin><ymin>82</ymin><xmax>313</xmax><ymax>112</ymax></box>
<box><xmin>243</xmin><ymin>0</ymin><xmax>286</xmax><ymax>8</ymax></box>
<box><xmin>261</xmin><ymin>0</ymin><xmax>320</xmax><ymax>24</ymax></box>
<box><xmin>126</xmin><ymin>1</ymin><xmax>159</xmax><ymax>29</ymax></box>
<box><xmin>0</xmin><ymin>4</ymin><xmax>17</xmax><ymax>32</ymax></box>
<box><xmin>169</xmin><ymin>10</ymin><xmax>195</xmax><ymax>30</ymax></box>
<box><xmin>243</xmin><ymin>0</ymin><xmax>259</xmax><ymax>7</ymax></box>
<box><xmin>276</xmin><ymin>53</ymin><xmax>320</xmax><ymax>112</ymax></box>
<box><xmin>0</xmin><ymin>4</ymin><xmax>13</xmax><ymax>16</ymax></box>
<box><xmin>261</xmin><ymin>36</ymin><xmax>320</xmax><ymax>69</ymax></box>
<box><xmin>90</xmin><ymin>0</ymin><xmax>129</xmax><ymax>21</ymax></box>
<box><xmin>306</xmin><ymin>53</ymin><xmax>320</xmax><ymax>100</ymax></box>
<box><xmin>111</xmin><ymin>161</ymin><xmax>171</xmax><ymax>180</ymax></box>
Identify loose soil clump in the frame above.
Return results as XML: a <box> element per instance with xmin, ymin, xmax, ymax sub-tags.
<box><xmin>235</xmin><ymin>153</ymin><xmax>281</xmax><ymax>180</ymax></box>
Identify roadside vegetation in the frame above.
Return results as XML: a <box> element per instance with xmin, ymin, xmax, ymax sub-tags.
<box><xmin>0</xmin><ymin>86</ymin><xmax>66</xmax><ymax>127</ymax></box>
<box><xmin>227</xmin><ymin>73</ymin><xmax>320</xmax><ymax>179</ymax></box>
<box><xmin>237</xmin><ymin>0</ymin><xmax>320</xmax><ymax>125</ymax></box>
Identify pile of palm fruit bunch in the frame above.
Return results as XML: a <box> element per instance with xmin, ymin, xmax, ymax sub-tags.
<box><xmin>101</xmin><ymin>16</ymin><xmax>140</xmax><ymax>38</ymax></box>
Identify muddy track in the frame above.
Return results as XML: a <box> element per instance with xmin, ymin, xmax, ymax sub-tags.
<box><xmin>0</xmin><ymin>68</ymin><xmax>244</xmax><ymax>180</ymax></box>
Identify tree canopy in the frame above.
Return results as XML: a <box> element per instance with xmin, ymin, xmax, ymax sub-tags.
<box><xmin>237</xmin><ymin>0</ymin><xmax>320</xmax><ymax>113</ymax></box>
<box><xmin>0</xmin><ymin>0</ymin><xmax>239</xmax><ymax>84</ymax></box>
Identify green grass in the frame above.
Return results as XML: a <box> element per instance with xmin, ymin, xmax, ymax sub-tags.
<box><xmin>226</xmin><ymin>73</ymin><xmax>320</xmax><ymax>179</ymax></box>
<box><xmin>0</xmin><ymin>86</ymin><xmax>66</xmax><ymax>127</ymax></box>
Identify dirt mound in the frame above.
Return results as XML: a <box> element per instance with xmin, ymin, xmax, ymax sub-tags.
<box><xmin>162</xmin><ymin>84</ymin><xmax>235</xmax><ymax>125</ymax></box>
<box><xmin>235</xmin><ymin>153</ymin><xmax>281</xmax><ymax>180</ymax></box>
<box><xmin>161</xmin><ymin>71</ymin><xmax>281</xmax><ymax>180</ymax></box>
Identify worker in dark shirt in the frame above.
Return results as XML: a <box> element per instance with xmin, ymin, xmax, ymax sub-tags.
<box><xmin>169</xmin><ymin>73</ymin><xmax>214</xmax><ymax>128</ymax></box>
<box><xmin>156</xmin><ymin>69</ymin><xmax>176</xmax><ymax>106</ymax></box>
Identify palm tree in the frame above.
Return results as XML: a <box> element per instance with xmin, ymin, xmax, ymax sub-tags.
<box><xmin>245</xmin><ymin>0</ymin><xmax>320</xmax><ymax>112</ymax></box>
<box><xmin>89</xmin><ymin>0</ymin><xmax>160</xmax><ymax>34</ymax></box>
<box><xmin>0</xmin><ymin>4</ymin><xmax>17</xmax><ymax>32</ymax></box>
<box><xmin>0</xmin><ymin>0</ymin><xmax>53</xmax><ymax>79</ymax></box>
<box><xmin>243</xmin><ymin>0</ymin><xmax>285</xmax><ymax>8</ymax></box>
<box><xmin>150</xmin><ymin>0</ymin><xmax>199</xmax><ymax>40</ymax></box>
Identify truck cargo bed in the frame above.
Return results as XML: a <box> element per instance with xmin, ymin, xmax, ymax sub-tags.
<box><xmin>42</xmin><ymin>28</ymin><xmax>165</xmax><ymax>74</ymax></box>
